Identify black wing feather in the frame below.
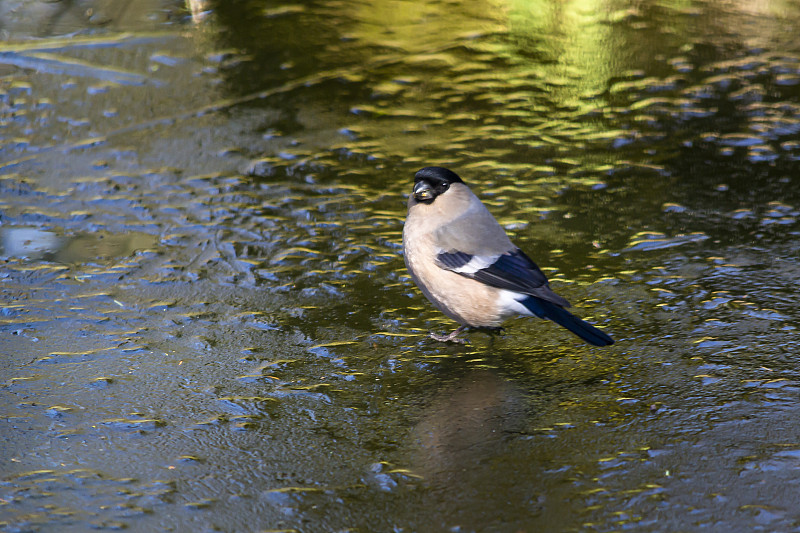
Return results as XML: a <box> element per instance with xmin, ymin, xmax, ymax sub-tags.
<box><xmin>436</xmin><ymin>249</ymin><xmax>569</xmax><ymax>307</ymax></box>
<box><xmin>435</xmin><ymin>250</ymin><xmax>473</xmax><ymax>270</ymax></box>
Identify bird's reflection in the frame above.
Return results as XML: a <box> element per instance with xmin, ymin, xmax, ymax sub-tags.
<box><xmin>400</xmin><ymin>364</ymin><xmax>553</xmax><ymax>529</ymax></box>
<box><xmin>397</xmin><ymin>355</ymin><xmax>598</xmax><ymax>530</ymax></box>
<box><xmin>409</xmin><ymin>368</ymin><xmax>526</xmax><ymax>483</ymax></box>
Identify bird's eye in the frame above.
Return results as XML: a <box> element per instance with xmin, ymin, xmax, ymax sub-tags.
<box><xmin>435</xmin><ymin>182</ymin><xmax>449</xmax><ymax>194</ymax></box>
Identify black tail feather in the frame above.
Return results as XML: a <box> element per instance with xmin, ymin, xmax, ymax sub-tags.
<box><xmin>521</xmin><ymin>297</ymin><xmax>614</xmax><ymax>346</ymax></box>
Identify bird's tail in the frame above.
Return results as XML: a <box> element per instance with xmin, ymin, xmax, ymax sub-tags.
<box><xmin>521</xmin><ymin>297</ymin><xmax>614</xmax><ymax>346</ymax></box>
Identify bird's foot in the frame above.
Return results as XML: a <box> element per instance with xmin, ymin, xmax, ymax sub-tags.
<box><xmin>429</xmin><ymin>325</ymin><xmax>468</xmax><ymax>344</ymax></box>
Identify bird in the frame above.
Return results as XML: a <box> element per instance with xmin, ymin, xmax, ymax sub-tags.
<box><xmin>402</xmin><ymin>166</ymin><xmax>614</xmax><ymax>346</ymax></box>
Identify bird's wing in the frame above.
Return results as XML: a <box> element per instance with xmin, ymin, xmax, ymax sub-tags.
<box><xmin>436</xmin><ymin>248</ymin><xmax>572</xmax><ymax>308</ymax></box>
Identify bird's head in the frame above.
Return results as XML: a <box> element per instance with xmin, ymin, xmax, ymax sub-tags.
<box><xmin>412</xmin><ymin>167</ymin><xmax>464</xmax><ymax>204</ymax></box>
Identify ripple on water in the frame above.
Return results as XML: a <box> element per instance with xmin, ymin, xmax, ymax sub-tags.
<box><xmin>0</xmin><ymin>469</ymin><xmax>174</xmax><ymax>531</ymax></box>
<box><xmin>623</xmin><ymin>231</ymin><xmax>709</xmax><ymax>252</ymax></box>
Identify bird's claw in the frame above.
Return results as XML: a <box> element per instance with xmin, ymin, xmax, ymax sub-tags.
<box><xmin>429</xmin><ymin>332</ymin><xmax>468</xmax><ymax>344</ymax></box>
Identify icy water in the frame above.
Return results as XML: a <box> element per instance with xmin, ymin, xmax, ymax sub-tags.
<box><xmin>3</xmin><ymin>0</ymin><xmax>800</xmax><ymax>531</ymax></box>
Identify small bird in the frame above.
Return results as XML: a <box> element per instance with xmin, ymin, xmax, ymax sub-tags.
<box><xmin>403</xmin><ymin>166</ymin><xmax>614</xmax><ymax>346</ymax></box>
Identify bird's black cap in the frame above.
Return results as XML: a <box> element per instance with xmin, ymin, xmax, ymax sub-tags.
<box><xmin>414</xmin><ymin>167</ymin><xmax>464</xmax><ymax>185</ymax></box>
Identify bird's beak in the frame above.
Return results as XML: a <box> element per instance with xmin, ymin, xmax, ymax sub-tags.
<box><xmin>413</xmin><ymin>180</ymin><xmax>435</xmax><ymax>202</ymax></box>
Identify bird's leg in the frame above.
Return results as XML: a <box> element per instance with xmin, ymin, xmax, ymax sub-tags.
<box><xmin>429</xmin><ymin>325</ymin><xmax>469</xmax><ymax>344</ymax></box>
<box><xmin>481</xmin><ymin>326</ymin><xmax>505</xmax><ymax>348</ymax></box>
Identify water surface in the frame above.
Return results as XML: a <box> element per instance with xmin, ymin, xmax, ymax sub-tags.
<box><xmin>3</xmin><ymin>0</ymin><xmax>800</xmax><ymax>531</ymax></box>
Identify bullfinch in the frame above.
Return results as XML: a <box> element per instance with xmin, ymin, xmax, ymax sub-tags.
<box><xmin>403</xmin><ymin>166</ymin><xmax>614</xmax><ymax>346</ymax></box>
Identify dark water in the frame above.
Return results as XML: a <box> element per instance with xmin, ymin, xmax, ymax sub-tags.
<box><xmin>3</xmin><ymin>0</ymin><xmax>800</xmax><ymax>531</ymax></box>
